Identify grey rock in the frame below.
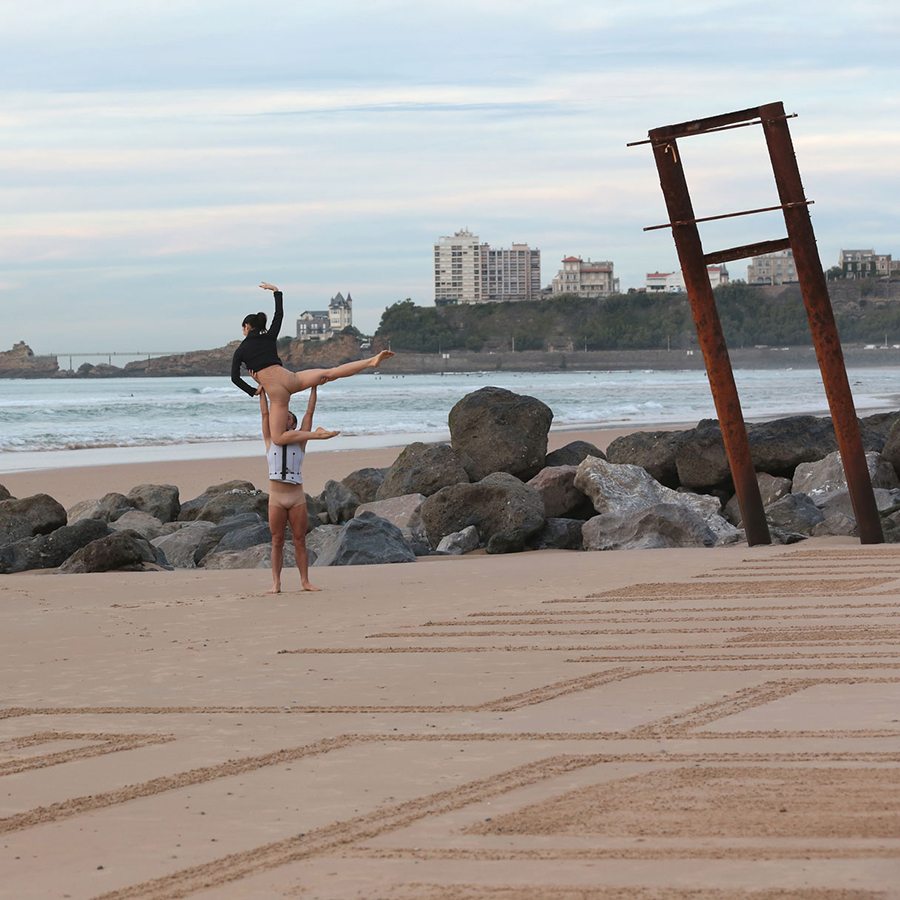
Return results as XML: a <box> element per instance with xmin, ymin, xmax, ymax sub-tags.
<box><xmin>792</xmin><ymin>450</ymin><xmax>899</xmax><ymax>497</ymax></box>
<box><xmin>58</xmin><ymin>530</ymin><xmax>155</xmax><ymax>573</ymax></box>
<box><xmin>342</xmin><ymin>467</ymin><xmax>387</xmax><ymax>504</ymax></box>
<box><xmin>178</xmin><ymin>480</ymin><xmax>258</xmax><ymax>520</ymax></box>
<box><xmin>126</xmin><ymin>483</ymin><xmax>180</xmax><ymax>523</ymax></box>
<box><xmin>193</xmin><ymin>489</ymin><xmax>269</xmax><ymax>524</ymax></box>
<box><xmin>674</xmin><ymin>421</ymin><xmax>732</xmax><ymax>489</ymax></box>
<box><xmin>606</xmin><ymin>430</ymin><xmax>685</xmax><ymax>488</ymax></box>
<box><xmin>202</xmin><ymin>544</ymin><xmax>281</xmax><ymax>570</ymax></box>
<box><xmin>151</xmin><ymin>521</ymin><xmax>216</xmax><ymax>568</ymax></box>
<box><xmin>109</xmin><ymin>509</ymin><xmax>166</xmax><ymax>541</ymax></box>
<box><xmin>880</xmin><ymin>418</ymin><xmax>900</xmax><ymax>479</ymax></box>
<box><xmin>356</xmin><ymin>493</ymin><xmax>426</xmax><ymax>529</ymax></box>
<box><xmin>0</xmin><ymin>493</ymin><xmax>67</xmax><ymax>545</ymax></box>
<box><xmin>582</xmin><ymin>503</ymin><xmax>719</xmax><ymax>551</ymax></box>
<box><xmin>0</xmin><ymin>483</ymin><xmax>13</xmax><ymax>501</ymax></box>
<box><xmin>545</xmin><ymin>440</ymin><xmax>607</xmax><ymax>469</ymax></box>
<box><xmin>420</xmin><ymin>472</ymin><xmax>546</xmax><ymax>554</ymax></box>
<box><xmin>306</xmin><ymin>525</ymin><xmax>344</xmax><ymax>562</ymax></box>
<box><xmin>527</xmin><ymin>517</ymin><xmax>585</xmax><ymax>551</ymax></box>
<box><xmin>810</xmin><ymin>513</ymin><xmax>859</xmax><ymax>537</ymax></box>
<box><xmin>312</xmin><ymin>510</ymin><xmax>417</xmax><ymax>566</ymax></box>
<box><xmin>321</xmin><ymin>479</ymin><xmax>360</xmax><ymax>524</ymax></box>
<box><xmin>449</xmin><ymin>386</ymin><xmax>553</xmax><ymax>482</ymax></box>
<box><xmin>817</xmin><ymin>487</ymin><xmax>900</xmax><ymax>519</ymax></box>
<box><xmin>192</xmin><ymin>512</ymin><xmax>270</xmax><ymax>564</ymax></box>
<box><xmin>526</xmin><ymin>466</ymin><xmax>593</xmax><ymax>519</ymax></box>
<box><xmin>216</xmin><ymin>521</ymin><xmax>272</xmax><ymax>554</ymax></box>
<box><xmin>858</xmin><ymin>410</ymin><xmax>900</xmax><ymax>453</ymax></box>
<box><xmin>375</xmin><ymin>442</ymin><xmax>469</xmax><ymax>500</ymax></box>
<box><xmin>724</xmin><ymin>472</ymin><xmax>793</xmax><ymax>525</ymax></box>
<box><xmin>436</xmin><ymin>525</ymin><xmax>481</xmax><ymax>555</ymax></box>
<box><xmin>765</xmin><ymin>492</ymin><xmax>826</xmax><ymax>534</ymax></box>
<box><xmin>0</xmin><ymin>518</ymin><xmax>109</xmax><ymax>574</ymax></box>
<box><xmin>67</xmin><ymin>492</ymin><xmax>136</xmax><ymax>525</ymax></box>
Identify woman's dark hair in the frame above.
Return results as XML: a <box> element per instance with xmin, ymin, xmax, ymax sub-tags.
<box><xmin>242</xmin><ymin>311</ymin><xmax>267</xmax><ymax>332</ymax></box>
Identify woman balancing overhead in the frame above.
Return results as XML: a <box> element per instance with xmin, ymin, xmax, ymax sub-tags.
<box><xmin>231</xmin><ymin>281</ymin><xmax>393</xmax><ymax>445</ymax></box>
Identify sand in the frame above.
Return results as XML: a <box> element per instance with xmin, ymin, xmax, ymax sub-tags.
<box><xmin>2</xmin><ymin>428</ymin><xmax>899</xmax><ymax>899</ymax></box>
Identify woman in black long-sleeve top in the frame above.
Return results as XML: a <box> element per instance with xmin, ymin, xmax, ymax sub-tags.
<box><xmin>232</xmin><ymin>282</ymin><xmax>393</xmax><ymax>446</ymax></box>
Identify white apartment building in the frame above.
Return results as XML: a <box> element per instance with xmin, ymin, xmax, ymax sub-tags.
<box><xmin>434</xmin><ymin>229</ymin><xmax>482</xmax><ymax>305</ymax></box>
<box><xmin>434</xmin><ymin>230</ymin><xmax>541</xmax><ymax>305</ymax></box>
<box><xmin>747</xmin><ymin>249</ymin><xmax>797</xmax><ymax>285</ymax></box>
<box><xmin>296</xmin><ymin>292</ymin><xmax>354</xmax><ymax>341</ymax></box>
<box><xmin>839</xmin><ymin>249</ymin><xmax>893</xmax><ymax>278</ymax></box>
<box><xmin>328</xmin><ymin>292</ymin><xmax>353</xmax><ymax>331</ymax></box>
<box><xmin>551</xmin><ymin>257</ymin><xmax>619</xmax><ymax>298</ymax></box>
<box><xmin>645</xmin><ymin>265</ymin><xmax>728</xmax><ymax>292</ymax></box>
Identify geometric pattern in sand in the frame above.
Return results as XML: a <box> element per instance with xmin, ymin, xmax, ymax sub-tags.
<box><xmin>2</xmin><ymin>544</ymin><xmax>899</xmax><ymax>899</ymax></box>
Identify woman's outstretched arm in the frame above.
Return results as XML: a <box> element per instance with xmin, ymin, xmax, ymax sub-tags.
<box><xmin>260</xmin><ymin>281</ymin><xmax>283</xmax><ymax>340</ymax></box>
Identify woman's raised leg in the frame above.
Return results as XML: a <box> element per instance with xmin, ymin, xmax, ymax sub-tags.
<box><xmin>268</xmin><ymin>400</ymin><xmax>292</xmax><ymax>447</ymax></box>
<box><xmin>292</xmin><ymin>349</ymin><xmax>395</xmax><ymax>391</ymax></box>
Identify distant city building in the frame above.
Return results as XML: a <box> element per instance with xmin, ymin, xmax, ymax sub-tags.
<box><xmin>551</xmin><ymin>257</ymin><xmax>619</xmax><ymax>298</ymax></box>
<box><xmin>296</xmin><ymin>292</ymin><xmax>354</xmax><ymax>341</ymax></box>
<box><xmin>645</xmin><ymin>265</ymin><xmax>728</xmax><ymax>293</ymax></box>
<box><xmin>747</xmin><ymin>249</ymin><xmax>797</xmax><ymax>285</ymax></box>
<box><xmin>839</xmin><ymin>249</ymin><xmax>893</xmax><ymax>278</ymax></box>
<box><xmin>434</xmin><ymin>229</ymin><xmax>541</xmax><ymax>305</ymax></box>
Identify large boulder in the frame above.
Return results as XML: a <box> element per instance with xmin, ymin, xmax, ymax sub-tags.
<box><xmin>583</xmin><ymin>503</ymin><xmax>719</xmax><ymax>551</ymax></box>
<box><xmin>420</xmin><ymin>472</ymin><xmax>546</xmax><ymax>554</ymax></box>
<box><xmin>375</xmin><ymin>442</ymin><xmax>469</xmax><ymax>500</ymax></box>
<box><xmin>858</xmin><ymin>411</ymin><xmax>900</xmax><ymax>453</ymax></box>
<box><xmin>448</xmin><ymin>386</ymin><xmax>553</xmax><ymax>481</ymax></box>
<box><xmin>356</xmin><ymin>493</ymin><xmax>430</xmax><ymax>555</ymax></box>
<box><xmin>792</xmin><ymin>450</ymin><xmax>899</xmax><ymax>498</ymax></box>
<box><xmin>320</xmin><ymin>479</ymin><xmax>360</xmax><ymax>524</ymax></box>
<box><xmin>764</xmin><ymin>493</ymin><xmax>826</xmax><ymax>535</ymax></box>
<box><xmin>191</xmin><ymin>512</ymin><xmax>271</xmax><ymax>564</ymax></box>
<box><xmin>436</xmin><ymin>525</ymin><xmax>481</xmax><ymax>555</ymax></box>
<box><xmin>527</xmin><ymin>517</ymin><xmax>585</xmax><ymax>551</ymax></box>
<box><xmin>192</xmin><ymin>489</ymin><xmax>269</xmax><ymax>524</ymax></box>
<box><xmin>723</xmin><ymin>472</ymin><xmax>793</xmax><ymax>526</ymax></box>
<box><xmin>58</xmin><ymin>530</ymin><xmax>157</xmax><ymax>573</ymax></box>
<box><xmin>0</xmin><ymin>519</ymin><xmax>109</xmax><ymax>574</ymax></box>
<box><xmin>880</xmin><ymin>418</ymin><xmax>900</xmax><ymax>478</ymax></box>
<box><xmin>67</xmin><ymin>492</ymin><xmax>135</xmax><ymax>525</ymax></box>
<box><xmin>312</xmin><ymin>511</ymin><xmax>417</xmax><ymax>566</ymax></box>
<box><xmin>151</xmin><ymin>521</ymin><xmax>217</xmax><ymax>568</ymax></box>
<box><xmin>178</xmin><ymin>480</ymin><xmax>258</xmax><ymax>520</ymax></box>
<box><xmin>526</xmin><ymin>466</ymin><xmax>593</xmax><ymax>519</ymax></box>
<box><xmin>201</xmin><ymin>543</ymin><xmax>292</xmax><ymax>570</ymax></box>
<box><xmin>674</xmin><ymin>421</ymin><xmax>731</xmax><ymax>489</ymax></box>
<box><xmin>109</xmin><ymin>509</ymin><xmax>166</xmax><ymax>541</ymax></box>
<box><xmin>606</xmin><ymin>430</ymin><xmax>685</xmax><ymax>488</ymax></box>
<box><xmin>0</xmin><ymin>484</ymin><xmax>13</xmax><ymax>501</ymax></box>
<box><xmin>573</xmin><ymin>456</ymin><xmax>734</xmax><ymax>540</ymax></box>
<box><xmin>817</xmin><ymin>487</ymin><xmax>900</xmax><ymax>519</ymax></box>
<box><xmin>126</xmin><ymin>484</ymin><xmax>180</xmax><ymax>523</ymax></box>
<box><xmin>0</xmin><ymin>493</ymin><xmax>67</xmax><ymax>545</ymax></box>
<box><xmin>545</xmin><ymin>440</ymin><xmax>607</xmax><ymax>469</ymax></box>
<box><xmin>341</xmin><ymin>467</ymin><xmax>387</xmax><ymax>504</ymax></box>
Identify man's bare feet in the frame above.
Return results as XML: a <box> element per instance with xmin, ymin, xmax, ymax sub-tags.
<box><xmin>267</xmin><ymin>584</ymin><xmax>281</xmax><ymax>594</ymax></box>
<box><xmin>369</xmin><ymin>350</ymin><xmax>394</xmax><ymax>368</ymax></box>
<box><xmin>301</xmin><ymin>582</ymin><xmax>322</xmax><ymax>592</ymax></box>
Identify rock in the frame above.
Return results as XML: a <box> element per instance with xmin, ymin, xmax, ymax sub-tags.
<box><xmin>201</xmin><ymin>543</ymin><xmax>296</xmax><ymax>570</ymax></box>
<box><xmin>215</xmin><ymin>520</ymin><xmax>272</xmax><ymax>554</ymax></box>
<box><xmin>526</xmin><ymin>466</ymin><xmax>593</xmax><ymax>519</ymax></box>
<box><xmin>178</xmin><ymin>480</ymin><xmax>258</xmax><ymax>520</ymax></box>
<box><xmin>448</xmin><ymin>386</ymin><xmax>553</xmax><ymax>481</ymax></box>
<box><xmin>307</xmin><ymin>525</ymin><xmax>344</xmax><ymax>562</ymax></box>
<box><xmin>126</xmin><ymin>484</ymin><xmax>180</xmax><ymax>523</ymax></box>
<box><xmin>151</xmin><ymin>521</ymin><xmax>216</xmax><ymax>568</ymax></box>
<box><xmin>375</xmin><ymin>442</ymin><xmax>469</xmax><ymax>500</ymax></box>
<box><xmin>67</xmin><ymin>492</ymin><xmax>137</xmax><ymax>524</ymax></box>
<box><xmin>342</xmin><ymin>467</ymin><xmax>387</xmax><ymax>504</ymax></box>
<box><xmin>724</xmin><ymin>472</ymin><xmax>793</xmax><ymax>525</ymax></box>
<box><xmin>304</xmin><ymin>492</ymin><xmax>326</xmax><ymax>529</ymax></box>
<box><xmin>605</xmin><ymin>430</ymin><xmax>685</xmax><ymax>488</ymax></box>
<box><xmin>312</xmin><ymin>511</ymin><xmax>417</xmax><ymax>566</ymax></box>
<box><xmin>320</xmin><ymin>479</ymin><xmax>360</xmax><ymax>524</ymax></box>
<box><xmin>527</xmin><ymin>518</ymin><xmax>585</xmax><ymax>551</ymax></box>
<box><xmin>674</xmin><ymin>421</ymin><xmax>731</xmax><ymax>489</ymax></box>
<box><xmin>817</xmin><ymin>487</ymin><xmax>900</xmax><ymax>519</ymax></box>
<box><xmin>192</xmin><ymin>512</ymin><xmax>270</xmax><ymax>564</ymax></box>
<box><xmin>792</xmin><ymin>450</ymin><xmax>899</xmax><ymax>497</ymax></box>
<box><xmin>0</xmin><ymin>519</ymin><xmax>109</xmax><ymax>574</ymax></box>
<box><xmin>420</xmin><ymin>472</ymin><xmax>546</xmax><ymax>554</ymax></box>
<box><xmin>858</xmin><ymin>410</ymin><xmax>900</xmax><ymax>453</ymax></box>
<box><xmin>544</xmin><ymin>440</ymin><xmax>607</xmax><ymax>469</ymax></box>
<box><xmin>810</xmin><ymin>513</ymin><xmax>859</xmax><ymax>538</ymax></box>
<box><xmin>573</xmin><ymin>456</ymin><xmax>734</xmax><ymax>540</ymax></box>
<box><xmin>0</xmin><ymin>484</ymin><xmax>12</xmax><ymax>501</ymax></box>
<box><xmin>109</xmin><ymin>509</ymin><xmax>166</xmax><ymax>541</ymax></box>
<box><xmin>582</xmin><ymin>503</ymin><xmax>719</xmax><ymax>551</ymax></box>
<box><xmin>0</xmin><ymin>493</ymin><xmax>67</xmax><ymax>545</ymax></box>
<box><xmin>192</xmin><ymin>489</ymin><xmax>269</xmax><ymax>524</ymax></box>
<box><xmin>881</xmin><ymin>419</ymin><xmax>900</xmax><ymax>478</ymax></box>
<box><xmin>356</xmin><ymin>493</ymin><xmax>426</xmax><ymax>529</ymax></box>
<box><xmin>764</xmin><ymin>493</ymin><xmax>826</xmax><ymax>534</ymax></box>
<box><xmin>58</xmin><ymin>530</ymin><xmax>155</xmax><ymax>573</ymax></box>
<box><xmin>436</xmin><ymin>525</ymin><xmax>481</xmax><ymax>555</ymax></box>
<box><xmin>0</xmin><ymin>341</ymin><xmax>58</xmax><ymax>377</ymax></box>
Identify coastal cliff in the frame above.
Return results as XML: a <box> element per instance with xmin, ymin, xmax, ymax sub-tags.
<box><xmin>0</xmin><ymin>342</ymin><xmax>59</xmax><ymax>378</ymax></box>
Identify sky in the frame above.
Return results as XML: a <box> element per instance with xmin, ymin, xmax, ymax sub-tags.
<box><xmin>2</xmin><ymin>0</ymin><xmax>898</xmax><ymax>355</ymax></box>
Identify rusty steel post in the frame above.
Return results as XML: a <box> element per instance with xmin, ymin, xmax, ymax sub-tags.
<box><xmin>759</xmin><ymin>102</ymin><xmax>884</xmax><ymax>543</ymax></box>
<box><xmin>649</xmin><ymin>131</ymin><xmax>771</xmax><ymax>546</ymax></box>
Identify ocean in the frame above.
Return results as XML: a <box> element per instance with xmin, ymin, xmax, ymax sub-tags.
<box><xmin>1</xmin><ymin>367</ymin><xmax>899</xmax><ymax>473</ymax></box>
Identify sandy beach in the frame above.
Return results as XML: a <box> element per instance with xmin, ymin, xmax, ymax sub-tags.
<box><xmin>2</xmin><ymin>427</ymin><xmax>899</xmax><ymax>898</ymax></box>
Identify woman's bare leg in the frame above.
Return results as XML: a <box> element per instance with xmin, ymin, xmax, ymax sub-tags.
<box><xmin>293</xmin><ymin>350</ymin><xmax>395</xmax><ymax>391</ymax></box>
<box><xmin>287</xmin><ymin>502</ymin><xmax>319</xmax><ymax>591</ymax></box>
<box><xmin>268</xmin><ymin>401</ymin><xmax>292</xmax><ymax>447</ymax></box>
<box><xmin>268</xmin><ymin>504</ymin><xmax>288</xmax><ymax>594</ymax></box>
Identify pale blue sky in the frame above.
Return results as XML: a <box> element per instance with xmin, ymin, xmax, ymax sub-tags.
<box><xmin>2</xmin><ymin>0</ymin><xmax>898</xmax><ymax>353</ymax></box>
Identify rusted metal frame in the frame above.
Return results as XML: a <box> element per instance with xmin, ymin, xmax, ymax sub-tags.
<box><xmin>758</xmin><ymin>101</ymin><xmax>884</xmax><ymax>543</ymax></box>
<box><xmin>644</xmin><ymin>200</ymin><xmax>813</xmax><ymax>232</ymax></box>
<box><xmin>627</xmin><ymin>113</ymin><xmax>796</xmax><ymax>148</ymax></box>
<box><xmin>704</xmin><ymin>238</ymin><xmax>792</xmax><ymax>267</ymax></box>
<box><xmin>647</xmin><ymin>129</ymin><xmax>771</xmax><ymax>546</ymax></box>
